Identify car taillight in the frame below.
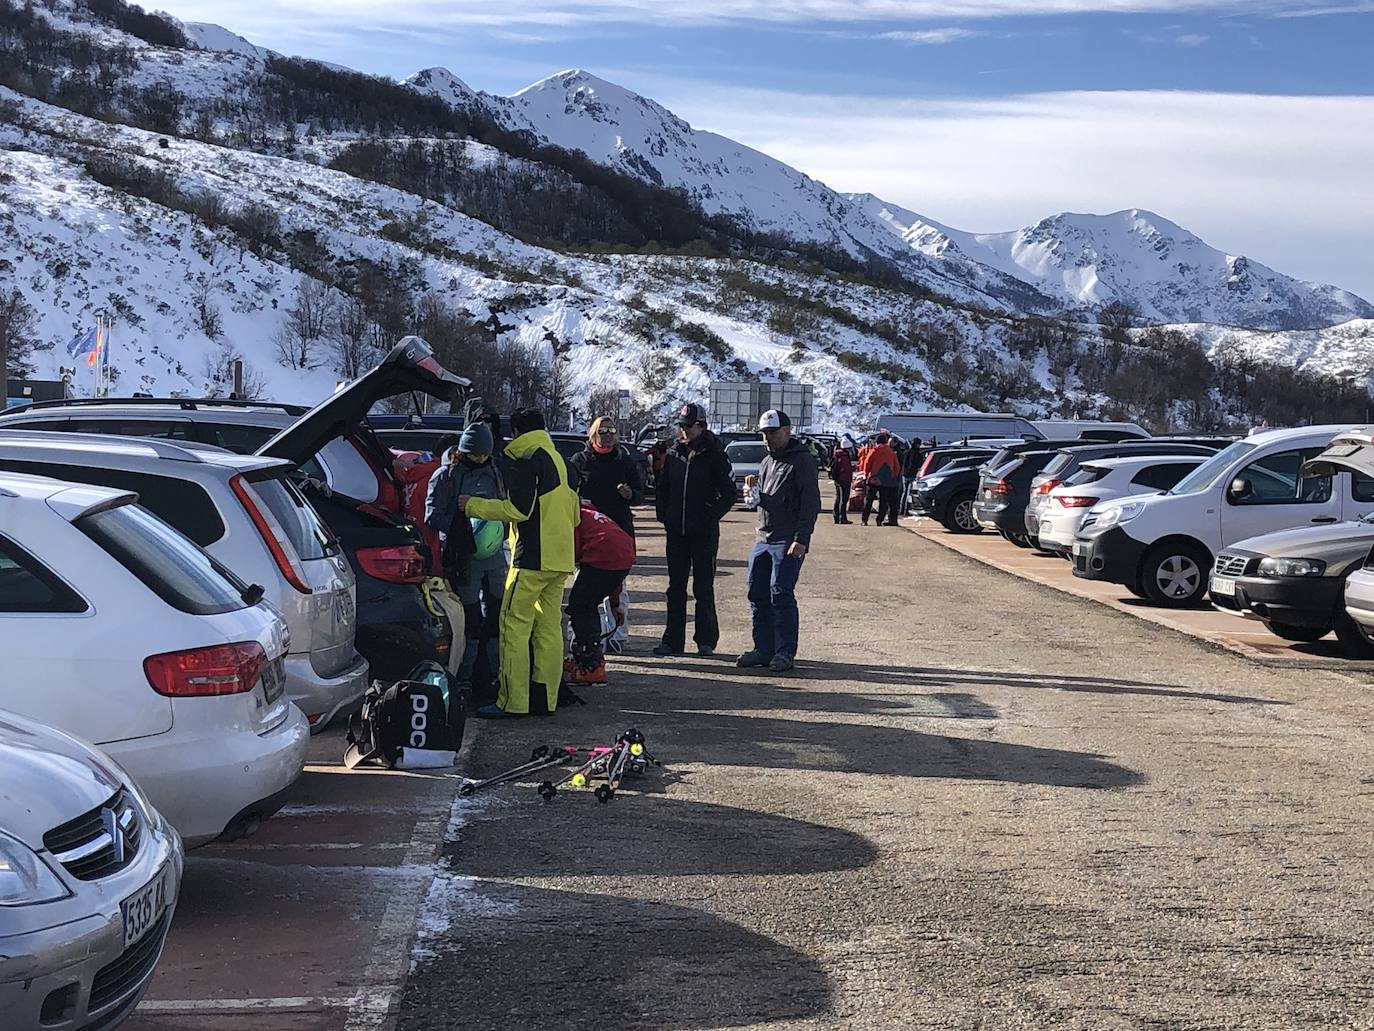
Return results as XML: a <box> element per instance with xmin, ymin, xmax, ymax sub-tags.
<box><xmin>230</xmin><ymin>475</ymin><xmax>310</xmax><ymax>594</ymax></box>
<box><xmin>990</xmin><ymin>479</ymin><xmax>1012</xmax><ymax>495</ymax></box>
<box><xmin>145</xmin><ymin>641</ymin><xmax>267</xmax><ymax>697</ymax></box>
<box><xmin>1034</xmin><ymin>479</ymin><xmax>1062</xmax><ymax>495</ymax></box>
<box><xmin>1056</xmin><ymin>495</ymin><xmax>1100</xmax><ymax>508</ymax></box>
<box><xmin>357</xmin><ymin>545</ymin><xmax>428</xmax><ymax>583</ymax></box>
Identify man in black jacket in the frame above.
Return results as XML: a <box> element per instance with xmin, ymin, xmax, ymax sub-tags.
<box><xmin>653</xmin><ymin>402</ymin><xmax>736</xmax><ymax>656</ymax></box>
<box><xmin>737</xmin><ymin>409</ymin><xmax>820</xmax><ymax>674</ymax></box>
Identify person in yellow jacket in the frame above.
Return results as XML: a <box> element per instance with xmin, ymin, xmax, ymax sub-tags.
<box><xmin>460</xmin><ymin>408</ymin><xmax>580</xmax><ymax>716</ymax></box>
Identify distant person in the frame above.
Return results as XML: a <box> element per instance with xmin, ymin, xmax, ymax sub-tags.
<box><xmin>461</xmin><ymin>408</ymin><xmax>579</xmax><ymax>717</ymax></box>
<box><xmin>737</xmin><ymin>410</ymin><xmax>819</xmax><ymax>674</ymax></box>
<box><xmin>828</xmin><ymin>440</ymin><xmax>853</xmax><ymax>525</ymax></box>
<box><xmin>860</xmin><ymin>432</ymin><xmax>901</xmax><ymax>526</ymax></box>
<box><xmin>653</xmin><ymin>402</ymin><xmax>735</xmax><ymax>656</ymax></box>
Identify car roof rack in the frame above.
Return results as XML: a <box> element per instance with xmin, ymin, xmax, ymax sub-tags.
<box><xmin>13</xmin><ymin>396</ymin><xmax>310</xmax><ymax>416</ymax></box>
<box><xmin>0</xmin><ymin>429</ymin><xmax>208</xmax><ymax>464</ymax></box>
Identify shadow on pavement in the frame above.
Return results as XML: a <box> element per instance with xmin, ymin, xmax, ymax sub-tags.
<box><xmin>397</xmin><ymin>884</ymin><xmax>833</xmax><ymax>1031</ymax></box>
<box><xmin>789</xmin><ymin>659</ymin><xmax>1287</xmax><ymax>707</ymax></box>
<box><xmin>450</xmin><ymin>794</ymin><xmax>879</xmax><ymax>878</ymax></box>
<box><xmin>531</xmin><ymin>694</ymin><xmax>1142</xmax><ymax>789</ymax></box>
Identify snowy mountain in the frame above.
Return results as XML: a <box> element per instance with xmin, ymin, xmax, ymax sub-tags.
<box><xmin>849</xmin><ymin>196</ymin><xmax>1373</xmax><ymax>331</ymax></box>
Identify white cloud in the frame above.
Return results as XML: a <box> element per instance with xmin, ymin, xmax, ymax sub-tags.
<box><xmin>637</xmin><ymin>81</ymin><xmax>1374</xmax><ymax>298</ymax></box>
<box><xmin>156</xmin><ymin>0</ymin><xmax>1372</xmax><ymax>30</ymax></box>
<box><xmin>877</xmin><ymin>28</ymin><xmax>981</xmax><ymax>44</ymax></box>
<box><xmin>1175</xmin><ymin>31</ymin><xmax>1210</xmax><ymax>42</ymax></box>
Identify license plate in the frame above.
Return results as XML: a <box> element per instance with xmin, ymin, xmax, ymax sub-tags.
<box><xmin>1211</xmin><ymin>576</ymin><xmax>1236</xmax><ymax>598</ymax></box>
<box><xmin>122</xmin><ymin>865</ymin><xmax>171</xmax><ymax>949</ymax></box>
<box><xmin>261</xmin><ymin>657</ymin><xmax>285</xmax><ymax>704</ymax></box>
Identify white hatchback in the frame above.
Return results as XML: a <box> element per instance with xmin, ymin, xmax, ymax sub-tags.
<box><xmin>0</xmin><ymin>472</ymin><xmax>309</xmax><ymax>847</ymax></box>
<box><xmin>1037</xmin><ymin>455</ymin><xmax>1206</xmax><ymax>556</ymax></box>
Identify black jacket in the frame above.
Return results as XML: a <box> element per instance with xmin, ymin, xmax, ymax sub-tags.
<box><xmin>757</xmin><ymin>437</ymin><xmax>821</xmax><ymax>548</ymax></box>
<box><xmin>570</xmin><ymin>444</ymin><xmax>645</xmax><ymax>536</ymax></box>
<box><xmin>655</xmin><ymin>429</ymin><xmax>735</xmax><ymax>536</ymax></box>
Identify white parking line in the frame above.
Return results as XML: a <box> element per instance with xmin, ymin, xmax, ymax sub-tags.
<box><xmin>137</xmin><ymin>995</ymin><xmax>374</xmax><ymax>1013</ymax></box>
<box><xmin>215</xmin><ymin>841</ymin><xmax>408</xmax><ymax>851</ymax></box>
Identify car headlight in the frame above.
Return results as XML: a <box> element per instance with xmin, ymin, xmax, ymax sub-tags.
<box><xmin>1257</xmin><ymin>557</ymin><xmax>1326</xmax><ymax>577</ymax></box>
<box><xmin>919</xmin><ymin>476</ymin><xmax>945</xmax><ymax>488</ymax></box>
<box><xmin>0</xmin><ymin>830</ymin><xmax>69</xmax><ymax>906</ymax></box>
<box><xmin>1094</xmin><ymin>502</ymin><xmax>1144</xmax><ymax>528</ymax></box>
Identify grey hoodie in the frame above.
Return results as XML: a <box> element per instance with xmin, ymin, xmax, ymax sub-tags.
<box><xmin>756</xmin><ymin>437</ymin><xmax>821</xmax><ymax>548</ymax></box>
<box><xmin>425</xmin><ymin>448</ymin><xmax>506</xmax><ymax>538</ymax></box>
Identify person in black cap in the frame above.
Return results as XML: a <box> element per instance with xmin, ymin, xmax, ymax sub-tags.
<box><xmin>737</xmin><ymin>409</ymin><xmax>819</xmax><ymax>674</ymax></box>
<box><xmin>652</xmin><ymin>402</ymin><xmax>735</xmax><ymax>656</ymax></box>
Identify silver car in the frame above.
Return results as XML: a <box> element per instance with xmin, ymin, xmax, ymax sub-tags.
<box><xmin>1209</xmin><ymin>519</ymin><xmax>1374</xmax><ymax>656</ymax></box>
<box><xmin>0</xmin><ymin>431</ymin><xmax>368</xmax><ymax>729</ymax></box>
<box><xmin>0</xmin><ymin>710</ymin><xmax>183</xmax><ymax>1030</ymax></box>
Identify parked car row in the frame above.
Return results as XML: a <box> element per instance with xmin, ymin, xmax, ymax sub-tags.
<box><xmin>914</xmin><ymin>421</ymin><xmax>1374</xmax><ymax>658</ymax></box>
<box><xmin>0</xmin><ymin>339</ymin><xmax>470</xmax><ymax>1029</ymax></box>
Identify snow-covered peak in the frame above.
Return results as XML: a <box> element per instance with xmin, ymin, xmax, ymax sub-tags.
<box><xmin>855</xmin><ymin>195</ymin><xmax>1374</xmax><ymax>329</ymax></box>
<box><xmin>183</xmin><ymin>22</ymin><xmax>273</xmax><ymax>62</ymax></box>
<box><xmin>403</xmin><ymin>67</ymin><xmax>481</xmax><ymax>111</ymax></box>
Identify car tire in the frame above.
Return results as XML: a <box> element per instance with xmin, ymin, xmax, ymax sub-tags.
<box><xmin>1139</xmin><ymin>541</ymin><xmax>1210</xmax><ymax>607</ymax></box>
<box><xmin>1006</xmin><ymin>532</ymin><xmax>1033</xmax><ymax>549</ymax></box>
<box><xmin>1262</xmin><ymin>619</ymin><xmax>1329</xmax><ymax>643</ymax></box>
<box><xmin>942</xmin><ymin>493</ymin><xmax>981</xmax><ymax>534</ymax></box>
<box><xmin>1332</xmin><ymin>606</ymin><xmax>1374</xmax><ymax>658</ymax></box>
<box><xmin>1125</xmin><ymin>581</ymin><xmax>1148</xmax><ymax>599</ymax></box>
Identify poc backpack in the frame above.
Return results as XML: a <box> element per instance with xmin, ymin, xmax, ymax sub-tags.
<box><xmin>344</xmin><ymin>662</ymin><xmax>461</xmax><ymax>771</ymax></box>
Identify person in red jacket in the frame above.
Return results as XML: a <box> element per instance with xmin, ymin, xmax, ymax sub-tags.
<box><xmin>828</xmin><ymin>438</ymin><xmax>854</xmax><ymax>525</ymax></box>
<box><xmin>859</xmin><ymin>432</ymin><xmax>901</xmax><ymax>526</ymax></box>
<box><xmin>564</xmin><ymin>502</ymin><xmax>637</xmax><ymax>685</ymax></box>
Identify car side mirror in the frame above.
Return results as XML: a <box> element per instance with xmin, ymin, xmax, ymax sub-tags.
<box><xmin>1228</xmin><ymin>477</ymin><xmax>1252</xmax><ymax>500</ymax></box>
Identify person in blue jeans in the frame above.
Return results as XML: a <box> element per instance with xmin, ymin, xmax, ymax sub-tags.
<box><xmin>737</xmin><ymin>409</ymin><xmax>820</xmax><ymax>674</ymax></box>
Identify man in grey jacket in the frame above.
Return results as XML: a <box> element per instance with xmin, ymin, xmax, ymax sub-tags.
<box><xmin>737</xmin><ymin>409</ymin><xmax>820</xmax><ymax>674</ymax></box>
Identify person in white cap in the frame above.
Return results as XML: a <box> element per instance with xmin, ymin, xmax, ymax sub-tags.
<box><xmin>737</xmin><ymin>409</ymin><xmax>820</xmax><ymax>673</ymax></box>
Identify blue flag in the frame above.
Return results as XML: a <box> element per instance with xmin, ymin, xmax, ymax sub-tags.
<box><xmin>65</xmin><ymin>327</ymin><xmax>98</xmax><ymax>359</ymax></box>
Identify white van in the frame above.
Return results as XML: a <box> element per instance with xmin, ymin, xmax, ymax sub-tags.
<box><xmin>881</xmin><ymin>411</ymin><xmax>1042</xmax><ymax>445</ymax></box>
<box><xmin>1070</xmin><ymin>426</ymin><xmax>1374</xmax><ymax>606</ymax></box>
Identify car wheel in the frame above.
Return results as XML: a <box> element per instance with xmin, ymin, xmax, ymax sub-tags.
<box><xmin>1332</xmin><ymin>606</ymin><xmax>1374</xmax><ymax>658</ymax></box>
<box><xmin>942</xmin><ymin>493</ymin><xmax>981</xmax><ymax>534</ymax></box>
<box><xmin>1262</xmin><ymin>619</ymin><xmax>1329</xmax><ymax>643</ymax></box>
<box><xmin>1140</xmin><ymin>542</ymin><xmax>1210</xmax><ymax>607</ymax></box>
<box><xmin>1006</xmin><ymin>532</ymin><xmax>1033</xmax><ymax>549</ymax></box>
<box><xmin>1125</xmin><ymin>581</ymin><xmax>1148</xmax><ymax>599</ymax></box>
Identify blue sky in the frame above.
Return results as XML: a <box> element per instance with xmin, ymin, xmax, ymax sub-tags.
<box><xmin>161</xmin><ymin>1</ymin><xmax>1374</xmax><ymax>299</ymax></box>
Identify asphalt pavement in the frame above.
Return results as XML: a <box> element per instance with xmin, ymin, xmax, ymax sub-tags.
<box><xmin>394</xmin><ymin>510</ymin><xmax>1374</xmax><ymax>1030</ymax></box>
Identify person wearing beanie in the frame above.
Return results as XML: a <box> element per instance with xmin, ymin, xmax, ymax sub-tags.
<box><xmin>859</xmin><ymin>431</ymin><xmax>901</xmax><ymax>527</ymax></box>
<box><xmin>425</xmin><ymin>419</ymin><xmax>508</xmax><ymax>699</ymax></box>
<box><xmin>460</xmin><ymin>407</ymin><xmax>580</xmax><ymax>717</ymax></box>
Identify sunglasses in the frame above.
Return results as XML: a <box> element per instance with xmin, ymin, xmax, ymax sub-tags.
<box><xmin>597</xmin><ymin>428</ymin><xmax>618</xmax><ymax>436</ymax></box>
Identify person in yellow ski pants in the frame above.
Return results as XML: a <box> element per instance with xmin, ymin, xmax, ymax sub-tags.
<box><xmin>462</xmin><ymin>408</ymin><xmax>580</xmax><ymax>716</ymax></box>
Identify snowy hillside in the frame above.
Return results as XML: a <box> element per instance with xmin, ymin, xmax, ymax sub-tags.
<box><xmin>851</xmin><ymin>196</ymin><xmax>1373</xmax><ymax>331</ymax></box>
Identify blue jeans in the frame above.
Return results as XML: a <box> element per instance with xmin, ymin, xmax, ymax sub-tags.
<box><xmin>747</xmin><ymin>541</ymin><xmax>805</xmax><ymax>659</ymax></box>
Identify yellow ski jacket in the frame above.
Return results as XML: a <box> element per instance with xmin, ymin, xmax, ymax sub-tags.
<box><xmin>466</xmin><ymin>430</ymin><xmax>580</xmax><ymax>573</ymax></box>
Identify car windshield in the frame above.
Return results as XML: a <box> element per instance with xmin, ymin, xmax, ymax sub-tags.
<box><xmin>1167</xmin><ymin>441</ymin><xmax>1256</xmax><ymax>495</ymax></box>
<box><xmin>728</xmin><ymin>444</ymin><xmax>768</xmax><ymax>463</ymax></box>
<box><xmin>249</xmin><ymin>476</ymin><xmax>335</xmax><ymax>560</ymax></box>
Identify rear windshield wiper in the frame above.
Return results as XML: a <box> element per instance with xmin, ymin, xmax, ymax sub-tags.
<box><xmin>241</xmin><ymin>583</ymin><xmax>266</xmax><ymax>605</ymax></box>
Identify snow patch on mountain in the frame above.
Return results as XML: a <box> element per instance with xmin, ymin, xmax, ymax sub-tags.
<box><xmin>183</xmin><ymin>22</ymin><xmax>273</xmax><ymax>62</ymax></box>
<box><xmin>853</xmin><ymin>197</ymin><xmax>1373</xmax><ymax>330</ymax></box>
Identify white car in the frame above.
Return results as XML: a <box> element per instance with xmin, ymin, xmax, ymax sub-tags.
<box><xmin>1036</xmin><ymin>455</ymin><xmax>1206</xmax><ymax>556</ymax></box>
<box><xmin>726</xmin><ymin>440</ymin><xmax>768</xmax><ymax>510</ymax></box>
<box><xmin>1072</xmin><ymin>426</ymin><xmax>1374</xmax><ymax>606</ymax></box>
<box><xmin>0</xmin><ymin>709</ymin><xmax>182</xmax><ymax>1030</ymax></box>
<box><xmin>0</xmin><ymin>471</ymin><xmax>309</xmax><ymax>847</ymax></box>
<box><xmin>0</xmin><ymin>431</ymin><xmax>368</xmax><ymax>730</ymax></box>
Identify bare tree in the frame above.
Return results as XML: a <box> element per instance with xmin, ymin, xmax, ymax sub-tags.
<box><xmin>0</xmin><ymin>286</ymin><xmax>39</xmax><ymax>403</ymax></box>
<box><xmin>191</xmin><ymin>273</ymin><xmax>223</xmax><ymax>340</ymax></box>
<box><xmin>329</xmin><ymin>296</ymin><xmax>375</xmax><ymax>379</ymax></box>
<box><xmin>1097</xmin><ymin>299</ymin><xmax>1140</xmax><ymax>346</ymax></box>
<box><xmin>273</xmin><ymin>277</ymin><xmax>333</xmax><ymax>370</ymax></box>
<box><xmin>585</xmin><ymin>384</ymin><xmax>622</xmax><ymax>425</ymax></box>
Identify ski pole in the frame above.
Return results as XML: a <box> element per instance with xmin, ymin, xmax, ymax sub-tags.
<box><xmin>595</xmin><ymin>729</ymin><xmax>646</xmax><ymax>803</ymax></box>
<box><xmin>537</xmin><ymin>745</ymin><xmax>615</xmax><ymax>801</ymax></box>
<box><xmin>459</xmin><ymin>745</ymin><xmax>574</xmax><ymax>797</ymax></box>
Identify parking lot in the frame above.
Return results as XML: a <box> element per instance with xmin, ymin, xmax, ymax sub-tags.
<box><xmin>908</xmin><ymin>517</ymin><xmax>1374</xmax><ymax>673</ymax></box>
<box><xmin>123</xmin><ymin>509</ymin><xmax>1368</xmax><ymax>1031</ymax></box>
<box><xmin>126</xmin><ymin>732</ymin><xmax>465</xmax><ymax>1031</ymax></box>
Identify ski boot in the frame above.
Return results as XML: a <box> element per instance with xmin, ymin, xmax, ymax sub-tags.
<box><xmin>563</xmin><ymin>642</ymin><xmax>606</xmax><ymax>686</ymax></box>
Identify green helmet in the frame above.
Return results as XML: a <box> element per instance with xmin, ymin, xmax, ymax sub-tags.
<box><xmin>471</xmin><ymin>518</ymin><xmax>504</xmax><ymax>560</ymax></box>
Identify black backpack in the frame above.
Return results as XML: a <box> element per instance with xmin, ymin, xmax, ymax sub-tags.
<box><xmin>344</xmin><ymin>661</ymin><xmax>464</xmax><ymax>770</ymax></box>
